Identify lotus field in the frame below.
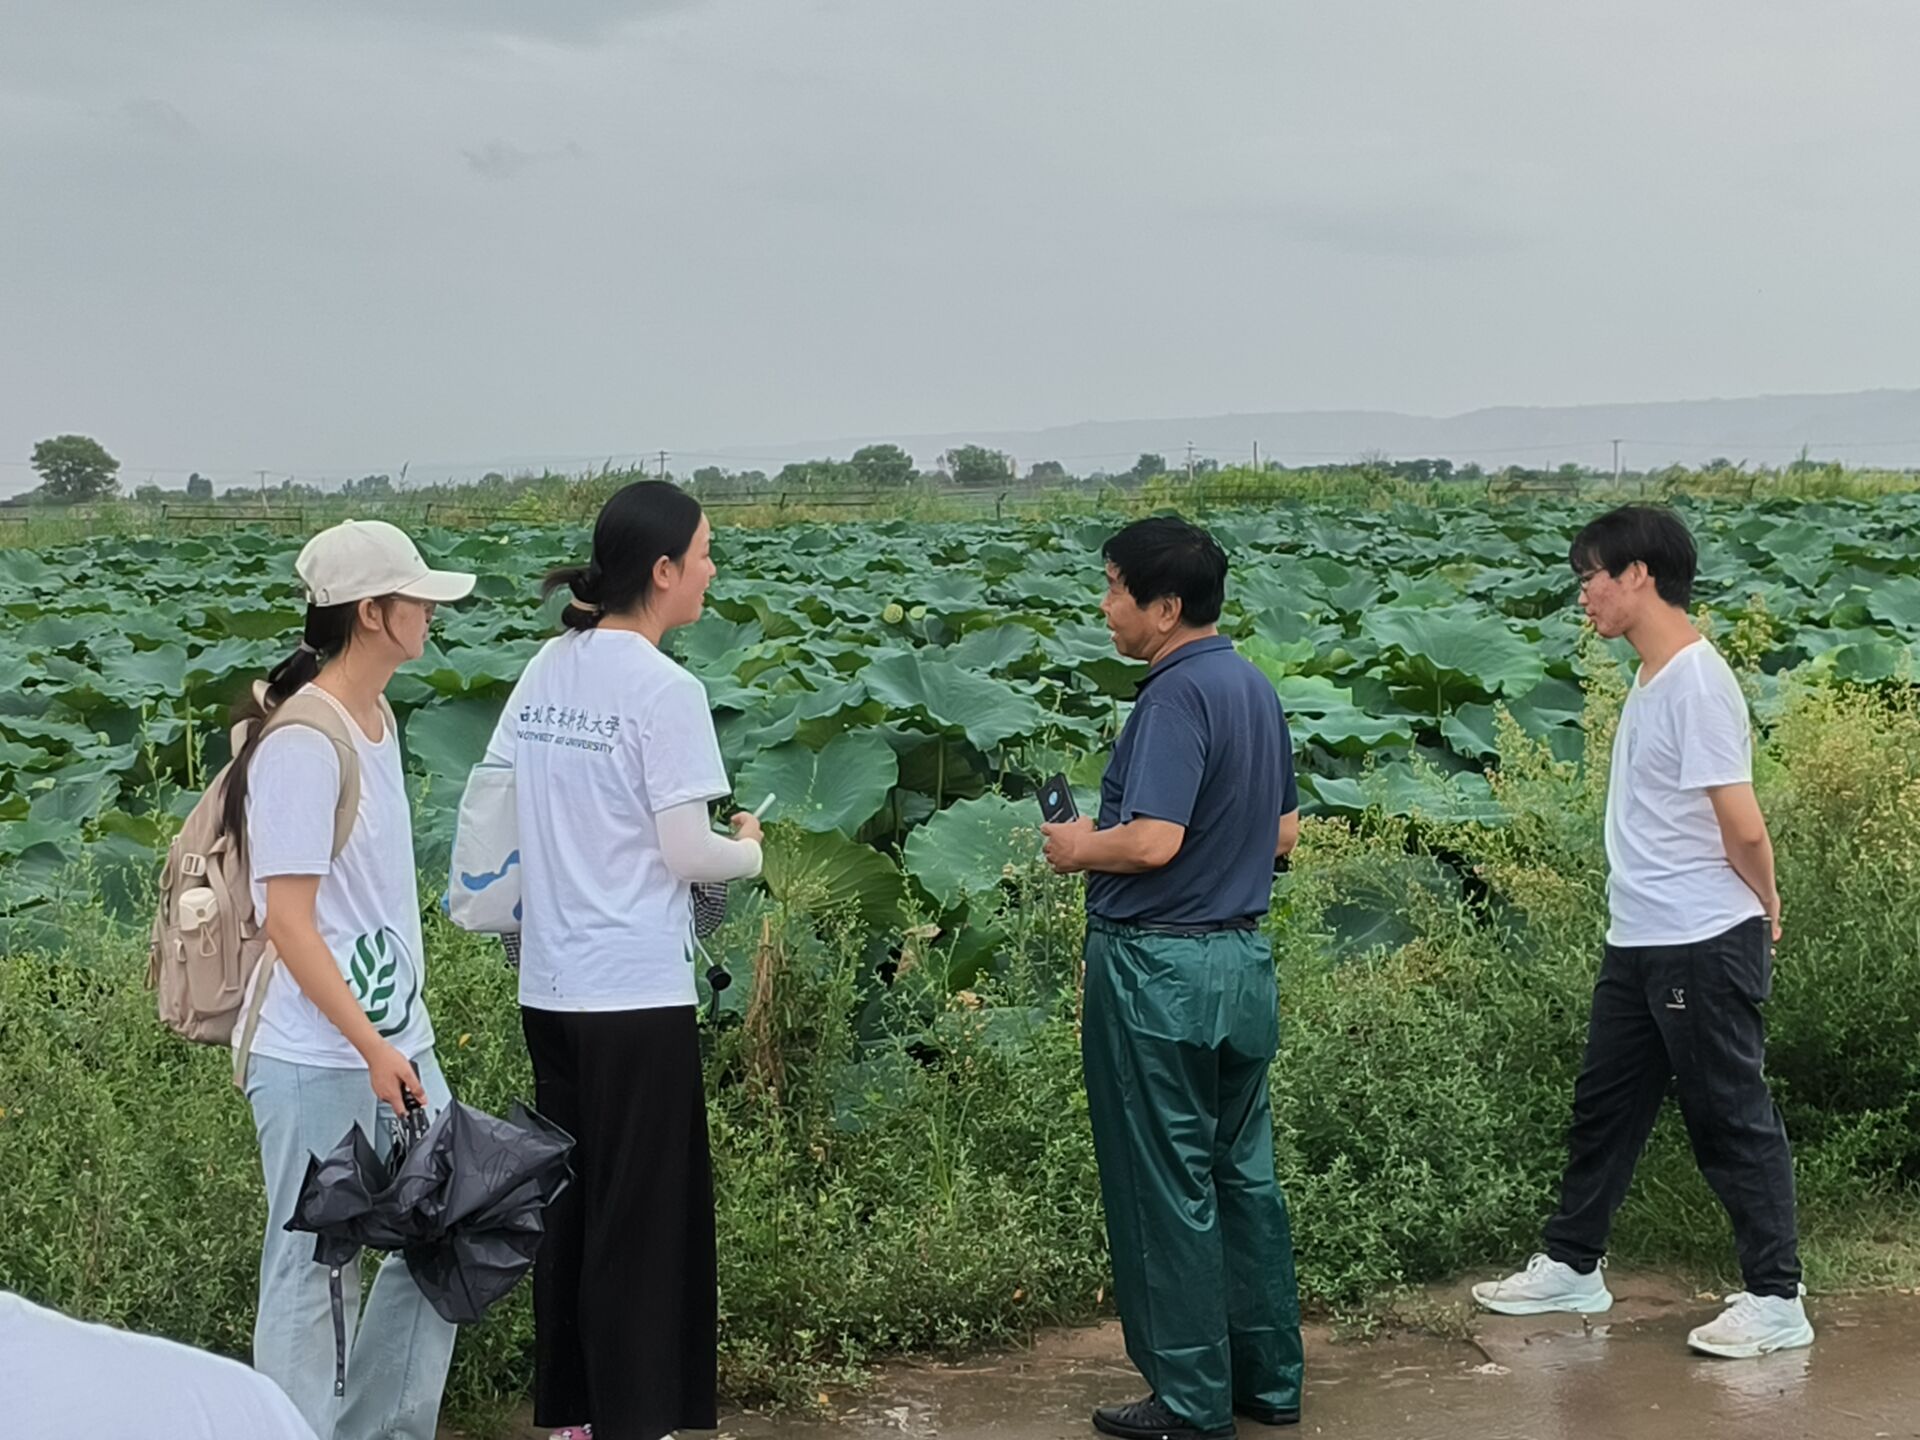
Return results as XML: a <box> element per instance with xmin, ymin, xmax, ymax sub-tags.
<box><xmin>4</xmin><ymin>495</ymin><xmax>1920</xmax><ymax>955</ymax></box>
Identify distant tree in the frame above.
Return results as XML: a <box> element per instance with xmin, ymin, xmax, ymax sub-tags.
<box><xmin>1457</xmin><ymin>461</ymin><xmax>1485</xmax><ymax>482</ymax></box>
<box><xmin>1193</xmin><ymin>457</ymin><xmax>1220</xmax><ymax>477</ymax></box>
<box><xmin>943</xmin><ymin>445</ymin><xmax>1012</xmax><ymax>488</ymax></box>
<box><xmin>775</xmin><ymin>459</ymin><xmax>858</xmax><ymax>490</ymax></box>
<box><xmin>479</xmin><ymin>471</ymin><xmax>507</xmax><ymax>487</ymax></box>
<box><xmin>850</xmin><ymin>443</ymin><xmax>917</xmax><ymax>488</ymax></box>
<box><xmin>1027</xmin><ymin>459</ymin><xmax>1069</xmax><ymax>483</ymax></box>
<box><xmin>186</xmin><ymin>472</ymin><xmax>214</xmax><ymax>500</ymax></box>
<box><xmin>1128</xmin><ymin>453</ymin><xmax>1168</xmax><ymax>483</ymax></box>
<box><xmin>134</xmin><ymin>483</ymin><xmax>167</xmax><ymax>503</ymax></box>
<box><xmin>342</xmin><ymin>473</ymin><xmax>394</xmax><ymax>498</ymax></box>
<box><xmin>690</xmin><ymin>466</ymin><xmax>730</xmax><ymax>490</ymax></box>
<box><xmin>31</xmin><ymin>434</ymin><xmax>120</xmax><ymax>503</ymax></box>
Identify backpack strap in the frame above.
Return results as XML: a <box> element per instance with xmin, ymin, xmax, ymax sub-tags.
<box><xmin>257</xmin><ymin>691</ymin><xmax>369</xmax><ymax>858</ymax></box>
<box><xmin>228</xmin><ymin>687</ymin><xmax>385</xmax><ymax>1087</ymax></box>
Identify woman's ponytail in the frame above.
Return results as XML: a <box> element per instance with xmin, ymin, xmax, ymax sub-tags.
<box><xmin>217</xmin><ymin>601</ymin><xmax>357</xmax><ymax>840</ymax></box>
<box><xmin>542</xmin><ymin>563</ymin><xmax>605</xmax><ymax>631</ymax></box>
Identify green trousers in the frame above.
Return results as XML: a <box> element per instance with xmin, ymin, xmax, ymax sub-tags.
<box><xmin>1082</xmin><ymin>918</ymin><xmax>1304</xmax><ymax>1430</ymax></box>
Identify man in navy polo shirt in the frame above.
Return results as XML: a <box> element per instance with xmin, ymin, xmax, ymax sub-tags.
<box><xmin>1043</xmin><ymin>515</ymin><xmax>1303</xmax><ymax>1440</ymax></box>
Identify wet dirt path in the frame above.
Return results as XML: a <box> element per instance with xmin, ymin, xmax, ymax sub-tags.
<box><xmin>457</xmin><ymin>1274</ymin><xmax>1919</xmax><ymax>1440</ymax></box>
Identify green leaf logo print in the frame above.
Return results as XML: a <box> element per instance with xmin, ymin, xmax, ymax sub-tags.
<box><xmin>348</xmin><ymin>926</ymin><xmax>418</xmax><ymax>1039</ymax></box>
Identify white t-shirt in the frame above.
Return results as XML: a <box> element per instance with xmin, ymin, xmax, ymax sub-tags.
<box><xmin>241</xmin><ymin>686</ymin><xmax>435</xmax><ymax>1066</ymax></box>
<box><xmin>1604</xmin><ymin>638</ymin><xmax>1767</xmax><ymax>947</ymax></box>
<box><xmin>0</xmin><ymin>1292</ymin><xmax>319</xmax><ymax>1440</ymax></box>
<box><xmin>486</xmin><ymin>629</ymin><xmax>733</xmax><ymax>1011</ymax></box>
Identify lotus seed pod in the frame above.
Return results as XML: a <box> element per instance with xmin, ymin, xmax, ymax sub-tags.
<box><xmin>883</xmin><ymin>603</ymin><xmax>905</xmax><ymax>624</ymax></box>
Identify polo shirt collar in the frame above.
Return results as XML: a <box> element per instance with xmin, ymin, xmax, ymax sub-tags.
<box><xmin>1135</xmin><ymin>633</ymin><xmax>1234</xmax><ymax>694</ymax></box>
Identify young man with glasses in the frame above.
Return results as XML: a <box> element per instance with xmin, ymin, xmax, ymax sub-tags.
<box><xmin>1472</xmin><ymin>505</ymin><xmax>1811</xmax><ymax>1359</ymax></box>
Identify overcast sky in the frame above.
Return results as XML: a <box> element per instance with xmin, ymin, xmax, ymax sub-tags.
<box><xmin>3</xmin><ymin>0</ymin><xmax>1917</xmax><ymax>491</ymax></box>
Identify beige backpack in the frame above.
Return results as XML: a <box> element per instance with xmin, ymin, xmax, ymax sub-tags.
<box><xmin>148</xmin><ymin>688</ymin><xmax>387</xmax><ymax>1085</ymax></box>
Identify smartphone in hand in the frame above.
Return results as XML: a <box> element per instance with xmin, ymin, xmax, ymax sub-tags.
<box><xmin>1036</xmin><ymin>773</ymin><xmax>1078</xmax><ymax>825</ymax></box>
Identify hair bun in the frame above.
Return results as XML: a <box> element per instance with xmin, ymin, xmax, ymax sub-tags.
<box><xmin>570</xmin><ymin>567</ymin><xmax>603</xmax><ymax>604</ymax></box>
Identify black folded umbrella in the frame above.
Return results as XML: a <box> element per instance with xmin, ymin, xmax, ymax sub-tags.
<box><xmin>285</xmin><ymin>1097</ymin><xmax>573</xmax><ymax>1396</ymax></box>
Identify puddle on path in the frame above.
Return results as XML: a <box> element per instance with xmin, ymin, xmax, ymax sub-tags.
<box><xmin>451</xmin><ymin>1275</ymin><xmax>1920</xmax><ymax>1440</ymax></box>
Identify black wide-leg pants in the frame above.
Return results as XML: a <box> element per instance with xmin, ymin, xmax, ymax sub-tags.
<box><xmin>521</xmin><ymin>1004</ymin><xmax>718</xmax><ymax>1440</ymax></box>
<box><xmin>1542</xmin><ymin>916</ymin><xmax>1802</xmax><ymax>1297</ymax></box>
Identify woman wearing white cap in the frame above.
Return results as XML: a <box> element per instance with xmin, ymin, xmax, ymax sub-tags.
<box><xmin>221</xmin><ymin>519</ymin><xmax>475</xmax><ymax>1440</ymax></box>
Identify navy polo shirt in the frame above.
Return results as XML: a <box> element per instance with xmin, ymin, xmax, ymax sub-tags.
<box><xmin>1085</xmin><ymin>634</ymin><xmax>1298</xmax><ymax>927</ymax></box>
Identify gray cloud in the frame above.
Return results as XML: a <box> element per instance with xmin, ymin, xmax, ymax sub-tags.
<box><xmin>462</xmin><ymin>139</ymin><xmax>585</xmax><ymax>181</ymax></box>
<box><xmin>118</xmin><ymin>98</ymin><xmax>198</xmax><ymax>143</ymax></box>
<box><xmin>322</xmin><ymin>0</ymin><xmax>698</xmax><ymax>41</ymax></box>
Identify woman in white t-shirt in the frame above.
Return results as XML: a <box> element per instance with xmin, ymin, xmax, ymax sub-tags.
<box><xmin>485</xmin><ymin>480</ymin><xmax>763</xmax><ymax>1440</ymax></box>
<box><xmin>221</xmin><ymin>520</ymin><xmax>475</xmax><ymax>1440</ymax></box>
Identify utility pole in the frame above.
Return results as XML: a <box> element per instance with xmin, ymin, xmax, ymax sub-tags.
<box><xmin>656</xmin><ymin>450</ymin><xmax>669</xmax><ymax>480</ymax></box>
<box><xmin>1185</xmin><ymin>439</ymin><xmax>1196</xmax><ymax>483</ymax></box>
<box><xmin>257</xmin><ymin>469</ymin><xmax>269</xmax><ymax>512</ymax></box>
<box><xmin>1611</xmin><ymin>438</ymin><xmax>1622</xmax><ymax>487</ymax></box>
<box><xmin>1252</xmin><ymin>440</ymin><xmax>1260</xmax><ymax>472</ymax></box>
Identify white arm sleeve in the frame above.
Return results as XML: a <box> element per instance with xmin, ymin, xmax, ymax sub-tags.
<box><xmin>656</xmin><ymin>800</ymin><xmax>763</xmax><ymax>882</ymax></box>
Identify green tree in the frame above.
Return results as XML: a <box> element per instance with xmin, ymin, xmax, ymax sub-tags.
<box><xmin>186</xmin><ymin>472</ymin><xmax>213</xmax><ymax>500</ymax></box>
<box><xmin>943</xmin><ymin>445</ymin><xmax>1011</xmax><ymax>488</ymax></box>
<box><xmin>30</xmin><ymin>434</ymin><xmax>120</xmax><ymax>503</ymax></box>
<box><xmin>1128</xmin><ymin>453</ymin><xmax>1168</xmax><ymax>483</ymax></box>
<box><xmin>850</xmin><ymin>443</ymin><xmax>916</xmax><ymax>488</ymax></box>
<box><xmin>1026</xmin><ymin>459</ymin><xmax>1069</xmax><ymax>483</ymax></box>
<box><xmin>776</xmin><ymin>459</ymin><xmax>856</xmax><ymax>490</ymax></box>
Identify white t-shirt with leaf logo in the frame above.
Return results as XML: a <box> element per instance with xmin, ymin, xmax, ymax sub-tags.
<box><xmin>241</xmin><ymin>686</ymin><xmax>436</xmax><ymax>1067</ymax></box>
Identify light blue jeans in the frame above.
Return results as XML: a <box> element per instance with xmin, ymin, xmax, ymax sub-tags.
<box><xmin>246</xmin><ymin>1050</ymin><xmax>458</xmax><ymax>1440</ymax></box>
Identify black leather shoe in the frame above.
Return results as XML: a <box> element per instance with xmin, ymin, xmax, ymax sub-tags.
<box><xmin>1233</xmin><ymin>1401</ymin><xmax>1301</xmax><ymax>1427</ymax></box>
<box><xmin>1091</xmin><ymin>1395</ymin><xmax>1235</xmax><ymax>1440</ymax></box>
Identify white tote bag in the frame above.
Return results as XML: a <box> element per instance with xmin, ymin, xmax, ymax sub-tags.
<box><xmin>447</xmin><ymin>761</ymin><xmax>522</xmax><ymax>934</ymax></box>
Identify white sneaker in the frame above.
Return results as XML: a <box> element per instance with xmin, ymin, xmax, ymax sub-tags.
<box><xmin>1686</xmin><ymin>1290</ymin><xmax>1815</xmax><ymax>1358</ymax></box>
<box><xmin>1471</xmin><ymin>1253</ymin><xmax>1615</xmax><ymax>1316</ymax></box>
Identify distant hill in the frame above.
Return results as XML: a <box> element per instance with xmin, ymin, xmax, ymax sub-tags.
<box><xmin>736</xmin><ymin>388</ymin><xmax>1920</xmax><ymax>476</ymax></box>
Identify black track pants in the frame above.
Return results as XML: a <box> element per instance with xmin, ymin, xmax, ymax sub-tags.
<box><xmin>1542</xmin><ymin>916</ymin><xmax>1802</xmax><ymax>1298</ymax></box>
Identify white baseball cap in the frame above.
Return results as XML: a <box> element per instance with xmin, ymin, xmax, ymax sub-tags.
<box><xmin>295</xmin><ymin>520</ymin><xmax>477</xmax><ymax>607</ymax></box>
